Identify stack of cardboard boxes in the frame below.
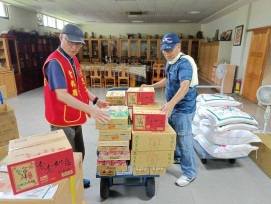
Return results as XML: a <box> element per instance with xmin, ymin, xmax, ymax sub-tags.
<box><xmin>0</xmin><ymin>126</ymin><xmax>86</xmax><ymax>203</ymax></box>
<box><xmin>96</xmin><ymin>106</ymin><xmax>131</xmax><ymax>176</ymax></box>
<box><xmin>127</xmin><ymin>87</ymin><xmax>176</xmax><ymax>176</ymax></box>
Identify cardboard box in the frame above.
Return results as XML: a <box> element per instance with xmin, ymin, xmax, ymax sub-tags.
<box><xmin>7</xmin><ymin>130</ymin><xmax>75</xmax><ymax>195</ymax></box>
<box><xmin>127</xmin><ymin>87</ymin><xmax>155</xmax><ymax>107</ymax></box>
<box><xmin>132</xmin><ymin>167</ymin><xmax>150</xmax><ymax>176</ymax></box>
<box><xmin>0</xmin><ymin>145</ymin><xmax>8</xmax><ymax>161</ymax></box>
<box><xmin>149</xmin><ymin>167</ymin><xmax>166</xmax><ymax>175</ymax></box>
<box><xmin>0</xmin><ymin>152</ymin><xmax>83</xmax><ymax>204</ymax></box>
<box><xmin>98</xmin><ymin>170</ymin><xmax>115</xmax><ymax>176</ymax></box>
<box><xmin>106</xmin><ymin>91</ymin><xmax>126</xmax><ymax>105</ymax></box>
<box><xmin>131</xmin><ymin>150</ymin><xmax>174</xmax><ymax>167</ymax></box>
<box><xmin>97</xmin><ymin>164</ymin><xmax>127</xmax><ymax>172</ymax></box>
<box><xmin>133</xmin><ymin>108</ymin><xmax>166</xmax><ymax>131</ymax></box>
<box><xmin>0</xmin><ymin>85</ymin><xmax>7</xmax><ymax>101</ymax></box>
<box><xmin>133</xmin><ymin>102</ymin><xmax>161</xmax><ymax>110</ymax></box>
<box><xmin>250</xmin><ymin>133</ymin><xmax>271</xmax><ymax>178</ymax></box>
<box><xmin>97</xmin><ymin>146</ymin><xmax>129</xmax><ymax>152</ymax></box>
<box><xmin>96</xmin><ymin>106</ymin><xmax>128</xmax><ymax>129</ymax></box>
<box><xmin>99</xmin><ymin>123</ymin><xmax>131</xmax><ymax>141</ymax></box>
<box><xmin>0</xmin><ymin>104</ymin><xmax>20</xmax><ymax>147</ymax></box>
<box><xmin>132</xmin><ymin>123</ymin><xmax>176</xmax><ymax>151</ymax></box>
<box><xmin>98</xmin><ymin>140</ymin><xmax>129</xmax><ymax>147</ymax></box>
<box><xmin>98</xmin><ymin>153</ymin><xmax>130</xmax><ymax>161</ymax></box>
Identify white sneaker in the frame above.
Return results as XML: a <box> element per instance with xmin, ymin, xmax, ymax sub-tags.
<box><xmin>175</xmin><ymin>175</ymin><xmax>195</xmax><ymax>187</ymax></box>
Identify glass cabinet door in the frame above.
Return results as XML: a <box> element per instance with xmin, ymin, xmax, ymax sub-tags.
<box><xmin>181</xmin><ymin>40</ymin><xmax>189</xmax><ymax>55</ymax></box>
<box><xmin>140</xmin><ymin>40</ymin><xmax>148</xmax><ymax>60</ymax></box>
<box><xmin>101</xmin><ymin>40</ymin><xmax>109</xmax><ymax>61</ymax></box>
<box><xmin>150</xmin><ymin>40</ymin><xmax>158</xmax><ymax>60</ymax></box>
<box><xmin>191</xmin><ymin>40</ymin><xmax>200</xmax><ymax>63</ymax></box>
<box><xmin>7</xmin><ymin>39</ymin><xmax>21</xmax><ymax>75</ymax></box>
<box><xmin>130</xmin><ymin>40</ymin><xmax>138</xmax><ymax>58</ymax></box>
<box><xmin>82</xmin><ymin>40</ymin><xmax>89</xmax><ymax>61</ymax></box>
<box><xmin>120</xmin><ymin>40</ymin><xmax>128</xmax><ymax>58</ymax></box>
<box><xmin>110</xmin><ymin>40</ymin><xmax>118</xmax><ymax>58</ymax></box>
<box><xmin>91</xmin><ymin>40</ymin><xmax>99</xmax><ymax>59</ymax></box>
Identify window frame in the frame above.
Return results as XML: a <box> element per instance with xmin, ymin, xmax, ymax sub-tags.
<box><xmin>0</xmin><ymin>1</ymin><xmax>9</xmax><ymax>19</ymax></box>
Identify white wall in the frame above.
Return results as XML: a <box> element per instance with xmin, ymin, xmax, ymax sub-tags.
<box><xmin>201</xmin><ymin>0</ymin><xmax>271</xmax><ymax>89</ymax></box>
<box><xmin>80</xmin><ymin>23</ymin><xmax>201</xmax><ymax>39</ymax></box>
<box><xmin>0</xmin><ymin>5</ymin><xmax>60</xmax><ymax>35</ymax></box>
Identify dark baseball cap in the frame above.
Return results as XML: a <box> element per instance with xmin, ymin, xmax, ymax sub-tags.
<box><xmin>61</xmin><ymin>24</ymin><xmax>85</xmax><ymax>44</ymax></box>
<box><xmin>160</xmin><ymin>32</ymin><xmax>180</xmax><ymax>51</ymax></box>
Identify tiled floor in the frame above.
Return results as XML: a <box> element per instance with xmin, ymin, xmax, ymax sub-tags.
<box><xmin>6</xmin><ymin>85</ymin><xmax>271</xmax><ymax>204</ymax></box>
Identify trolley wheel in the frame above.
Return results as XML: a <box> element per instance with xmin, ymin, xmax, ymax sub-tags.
<box><xmin>145</xmin><ymin>177</ymin><xmax>155</xmax><ymax>198</ymax></box>
<box><xmin>229</xmin><ymin>159</ymin><xmax>236</xmax><ymax>164</ymax></box>
<box><xmin>100</xmin><ymin>178</ymin><xmax>110</xmax><ymax>199</ymax></box>
<box><xmin>201</xmin><ymin>159</ymin><xmax>207</xmax><ymax>164</ymax></box>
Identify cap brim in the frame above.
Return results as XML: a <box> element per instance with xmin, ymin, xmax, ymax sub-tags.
<box><xmin>160</xmin><ymin>43</ymin><xmax>176</xmax><ymax>51</ymax></box>
<box><xmin>66</xmin><ymin>34</ymin><xmax>85</xmax><ymax>44</ymax></box>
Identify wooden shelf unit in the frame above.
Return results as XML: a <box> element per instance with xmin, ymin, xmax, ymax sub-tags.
<box><xmin>78</xmin><ymin>38</ymin><xmax>203</xmax><ymax>65</ymax></box>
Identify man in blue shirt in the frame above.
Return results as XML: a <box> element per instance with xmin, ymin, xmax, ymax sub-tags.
<box><xmin>142</xmin><ymin>32</ymin><xmax>198</xmax><ymax>187</ymax></box>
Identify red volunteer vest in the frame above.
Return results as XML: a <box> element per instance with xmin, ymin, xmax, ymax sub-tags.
<box><xmin>43</xmin><ymin>49</ymin><xmax>90</xmax><ymax>127</ymax></box>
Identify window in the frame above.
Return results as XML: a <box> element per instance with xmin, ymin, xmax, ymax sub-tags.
<box><xmin>43</xmin><ymin>15</ymin><xmax>48</xmax><ymax>26</ymax></box>
<box><xmin>38</xmin><ymin>13</ymin><xmax>72</xmax><ymax>29</ymax></box>
<box><xmin>47</xmin><ymin>16</ymin><xmax>56</xmax><ymax>28</ymax></box>
<box><xmin>0</xmin><ymin>2</ymin><xmax>8</xmax><ymax>18</ymax></box>
<box><xmin>56</xmin><ymin>19</ymin><xmax>64</xmax><ymax>29</ymax></box>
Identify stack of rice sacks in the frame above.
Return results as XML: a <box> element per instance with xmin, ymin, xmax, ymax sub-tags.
<box><xmin>192</xmin><ymin>94</ymin><xmax>261</xmax><ymax>159</ymax></box>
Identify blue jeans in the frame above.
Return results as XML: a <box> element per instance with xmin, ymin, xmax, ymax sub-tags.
<box><xmin>168</xmin><ymin>111</ymin><xmax>197</xmax><ymax>179</ymax></box>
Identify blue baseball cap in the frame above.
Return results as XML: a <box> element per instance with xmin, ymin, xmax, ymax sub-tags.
<box><xmin>160</xmin><ymin>32</ymin><xmax>180</xmax><ymax>51</ymax></box>
<box><xmin>61</xmin><ymin>24</ymin><xmax>85</xmax><ymax>44</ymax></box>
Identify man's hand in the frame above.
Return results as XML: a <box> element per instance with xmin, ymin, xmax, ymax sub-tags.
<box><xmin>87</xmin><ymin>107</ymin><xmax>111</xmax><ymax>124</ymax></box>
<box><xmin>96</xmin><ymin>99</ymin><xmax>110</xmax><ymax>108</ymax></box>
<box><xmin>141</xmin><ymin>84</ymin><xmax>153</xmax><ymax>87</ymax></box>
<box><xmin>161</xmin><ymin>102</ymin><xmax>175</xmax><ymax>118</ymax></box>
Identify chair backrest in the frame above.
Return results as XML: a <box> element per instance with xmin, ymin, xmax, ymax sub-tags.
<box><xmin>104</xmin><ymin>66</ymin><xmax>115</xmax><ymax>78</ymax></box>
<box><xmin>153</xmin><ymin>64</ymin><xmax>165</xmax><ymax>78</ymax></box>
<box><xmin>93</xmin><ymin>65</ymin><xmax>102</xmax><ymax>77</ymax></box>
<box><xmin>118</xmin><ymin>66</ymin><xmax>129</xmax><ymax>78</ymax></box>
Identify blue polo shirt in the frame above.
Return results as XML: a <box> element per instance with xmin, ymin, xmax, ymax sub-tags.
<box><xmin>165</xmin><ymin>55</ymin><xmax>196</xmax><ymax>114</ymax></box>
<box><xmin>45</xmin><ymin>46</ymin><xmax>77</xmax><ymax>91</ymax></box>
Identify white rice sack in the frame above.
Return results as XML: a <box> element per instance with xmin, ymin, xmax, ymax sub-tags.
<box><xmin>200</xmin><ymin>125</ymin><xmax>262</xmax><ymax>145</ymax></box>
<box><xmin>214</xmin><ymin>123</ymin><xmax>258</xmax><ymax>132</ymax></box>
<box><xmin>200</xmin><ymin>106</ymin><xmax>258</xmax><ymax>126</ymax></box>
<box><xmin>193</xmin><ymin>112</ymin><xmax>204</xmax><ymax>126</ymax></box>
<box><xmin>192</xmin><ymin>123</ymin><xmax>200</xmax><ymax>135</ymax></box>
<box><xmin>194</xmin><ymin>134</ymin><xmax>258</xmax><ymax>159</ymax></box>
<box><xmin>196</xmin><ymin>94</ymin><xmax>241</xmax><ymax>106</ymax></box>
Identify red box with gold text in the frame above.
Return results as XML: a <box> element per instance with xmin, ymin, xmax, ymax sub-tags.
<box><xmin>7</xmin><ymin>130</ymin><xmax>75</xmax><ymax>194</ymax></box>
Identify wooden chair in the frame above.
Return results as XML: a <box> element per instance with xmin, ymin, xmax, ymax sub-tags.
<box><xmin>104</xmin><ymin>65</ymin><xmax>116</xmax><ymax>87</ymax></box>
<box><xmin>80</xmin><ymin>64</ymin><xmax>90</xmax><ymax>86</ymax></box>
<box><xmin>91</xmin><ymin>65</ymin><xmax>103</xmax><ymax>87</ymax></box>
<box><xmin>152</xmin><ymin>63</ymin><xmax>165</xmax><ymax>84</ymax></box>
<box><xmin>118</xmin><ymin>66</ymin><xmax>129</xmax><ymax>87</ymax></box>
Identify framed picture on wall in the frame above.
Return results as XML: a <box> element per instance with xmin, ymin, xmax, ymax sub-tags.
<box><xmin>225</xmin><ymin>29</ymin><xmax>232</xmax><ymax>41</ymax></box>
<box><xmin>233</xmin><ymin>25</ymin><xmax>244</xmax><ymax>46</ymax></box>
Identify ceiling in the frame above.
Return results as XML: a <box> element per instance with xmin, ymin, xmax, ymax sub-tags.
<box><xmin>3</xmin><ymin>0</ymin><xmax>253</xmax><ymax>24</ymax></box>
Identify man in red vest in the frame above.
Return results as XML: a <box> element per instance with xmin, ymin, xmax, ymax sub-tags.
<box><xmin>43</xmin><ymin>24</ymin><xmax>111</xmax><ymax>188</ymax></box>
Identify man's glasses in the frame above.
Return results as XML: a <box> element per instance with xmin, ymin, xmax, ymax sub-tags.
<box><xmin>65</xmin><ymin>37</ymin><xmax>82</xmax><ymax>47</ymax></box>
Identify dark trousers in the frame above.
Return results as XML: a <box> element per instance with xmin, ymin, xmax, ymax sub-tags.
<box><xmin>51</xmin><ymin>125</ymin><xmax>85</xmax><ymax>160</ymax></box>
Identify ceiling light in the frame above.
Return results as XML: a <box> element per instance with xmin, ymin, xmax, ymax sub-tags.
<box><xmin>132</xmin><ymin>20</ymin><xmax>143</xmax><ymax>23</ymax></box>
<box><xmin>115</xmin><ymin>0</ymin><xmax>135</xmax><ymax>1</ymax></box>
<box><xmin>86</xmin><ymin>20</ymin><xmax>96</xmax><ymax>23</ymax></box>
<box><xmin>178</xmin><ymin>20</ymin><xmax>191</xmax><ymax>23</ymax></box>
<box><xmin>188</xmin><ymin>11</ymin><xmax>201</xmax><ymax>14</ymax></box>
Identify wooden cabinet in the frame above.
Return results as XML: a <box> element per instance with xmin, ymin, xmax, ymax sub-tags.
<box><xmin>78</xmin><ymin>38</ymin><xmax>202</xmax><ymax>65</ymax></box>
<box><xmin>0</xmin><ymin>36</ymin><xmax>18</xmax><ymax>97</ymax></box>
<box><xmin>198</xmin><ymin>41</ymin><xmax>232</xmax><ymax>82</ymax></box>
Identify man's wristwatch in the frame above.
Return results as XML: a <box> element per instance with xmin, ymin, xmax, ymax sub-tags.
<box><xmin>93</xmin><ymin>97</ymin><xmax>99</xmax><ymax>105</ymax></box>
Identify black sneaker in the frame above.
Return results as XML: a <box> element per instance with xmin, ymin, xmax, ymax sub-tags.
<box><xmin>83</xmin><ymin>178</ymin><xmax>90</xmax><ymax>188</ymax></box>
